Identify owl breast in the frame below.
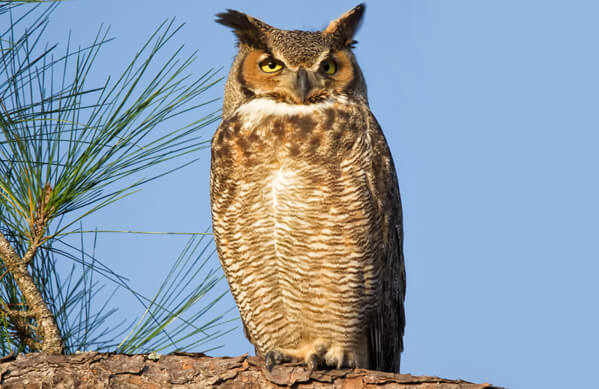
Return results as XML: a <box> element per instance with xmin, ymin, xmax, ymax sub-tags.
<box><xmin>210</xmin><ymin>96</ymin><xmax>385</xmax><ymax>366</ymax></box>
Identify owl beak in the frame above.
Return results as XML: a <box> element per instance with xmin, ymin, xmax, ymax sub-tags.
<box><xmin>295</xmin><ymin>68</ymin><xmax>311</xmax><ymax>104</ymax></box>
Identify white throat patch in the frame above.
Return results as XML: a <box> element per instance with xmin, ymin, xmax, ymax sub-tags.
<box><xmin>235</xmin><ymin>96</ymin><xmax>346</xmax><ymax>119</ymax></box>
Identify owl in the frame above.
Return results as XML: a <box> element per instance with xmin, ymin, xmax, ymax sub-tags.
<box><xmin>210</xmin><ymin>4</ymin><xmax>405</xmax><ymax>373</ymax></box>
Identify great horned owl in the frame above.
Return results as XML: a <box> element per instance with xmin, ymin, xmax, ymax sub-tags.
<box><xmin>210</xmin><ymin>4</ymin><xmax>405</xmax><ymax>373</ymax></box>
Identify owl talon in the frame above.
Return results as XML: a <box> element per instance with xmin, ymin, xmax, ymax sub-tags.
<box><xmin>307</xmin><ymin>353</ymin><xmax>323</xmax><ymax>371</ymax></box>
<box><xmin>265</xmin><ymin>350</ymin><xmax>290</xmax><ymax>371</ymax></box>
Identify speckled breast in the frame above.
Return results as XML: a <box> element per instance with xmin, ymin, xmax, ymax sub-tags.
<box><xmin>210</xmin><ymin>98</ymin><xmax>384</xmax><ymax>355</ymax></box>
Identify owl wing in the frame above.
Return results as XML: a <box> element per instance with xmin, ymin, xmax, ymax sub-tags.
<box><xmin>365</xmin><ymin>112</ymin><xmax>406</xmax><ymax>373</ymax></box>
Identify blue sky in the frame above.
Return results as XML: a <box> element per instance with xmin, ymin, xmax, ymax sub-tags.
<box><xmin>27</xmin><ymin>1</ymin><xmax>599</xmax><ymax>388</ymax></box>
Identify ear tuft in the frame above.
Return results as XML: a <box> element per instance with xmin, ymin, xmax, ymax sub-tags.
<box><xmin>324</xmin><ymin>4</ymin><xmax>366</xmax><ymax>48</ymax></box>
<box><xmin>215</xmin><ymin>9</ymin><xmax>271</xmax><ymax>48</ymax></box>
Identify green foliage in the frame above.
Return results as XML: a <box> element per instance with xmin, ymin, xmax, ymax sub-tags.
<box><xmin>0</xmin><ymin>230</ymin><xmax>124</xmax><ymax>353</ymax></box>
<box><xmin>0</xmin><ymin>11</ymin><xmax>220</xmax><ymax>240</ymax></box>
<box><xmin>0</xmin><ymin>2</ymin><xmax>232</xmax><ymax>354</ymax></box>
<box><xmin>118</xmin><ymin>234</ymin><xmax>235</xmax><ymax>354</ymax></box>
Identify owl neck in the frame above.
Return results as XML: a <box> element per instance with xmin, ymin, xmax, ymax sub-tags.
<box><xmin>234</xmin><ymin>95</ymin><xmax>349</xmax><ymax>119</ymax></box>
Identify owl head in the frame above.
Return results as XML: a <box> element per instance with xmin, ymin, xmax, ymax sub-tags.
<box><xmin>216</xmin><ymin>4</ymin><xmax>367</xmax><ymax>117</ymax></box>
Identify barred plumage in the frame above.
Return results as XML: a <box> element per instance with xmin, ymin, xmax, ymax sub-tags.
<box><xmin>211</xmin><ymin>4</ymin><xmax>405</xmax><ymax>372</ymax></box>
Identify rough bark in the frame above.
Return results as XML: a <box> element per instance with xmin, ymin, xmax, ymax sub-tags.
<box><xmin>0</xmin><ymin>232</ymin><xmax>64</xmax><ymax>354</ymax></box>
<box><xmin>0</xmin><ymin>352</ymin><xmax>505</xmax><ymax>389</ymax></box>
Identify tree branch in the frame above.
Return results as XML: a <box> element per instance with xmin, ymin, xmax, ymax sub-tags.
<box><xmin>0</xmin><ymin>353</ymin><xmax>504</xmax><ymax>388</ymax></box>
<box><xmin>0</xmin><ymin>232</ymin><xmax>63</xmax><ymax>353</ymax></box>
<box><xmin>0</xmin><ymin>301</ymin><xmax>36</xmax><ymax>318</ymax></box>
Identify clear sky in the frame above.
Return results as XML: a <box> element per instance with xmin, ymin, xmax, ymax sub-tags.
<box><xmin>27</xmin><ymin>1</ymin><xmax>599</xmax><ymax>388</ymax></box>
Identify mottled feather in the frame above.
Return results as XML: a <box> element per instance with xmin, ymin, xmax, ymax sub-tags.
<box><xmin>211</xmin><ymin>3</ymin><xmax>405</xmax><ymax>373</ymax></box>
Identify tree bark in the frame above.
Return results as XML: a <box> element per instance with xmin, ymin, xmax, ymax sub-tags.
<box><xmin>0</xmin><ymin>232</ymin><xmax>64</xmax><ymax>354</ymax></box>
<box><xmin>0</xmin><ymin>352</ymin><xmax>505</xmax><ymax>389</ymax></box>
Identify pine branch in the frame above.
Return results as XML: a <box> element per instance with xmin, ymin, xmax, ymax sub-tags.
<box><xmin>0</xmin><ymin>232</ymin><xmax>63</xmax><ymax>353</ymax></box>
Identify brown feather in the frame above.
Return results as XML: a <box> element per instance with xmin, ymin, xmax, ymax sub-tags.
<box><xmin>212</xmin><ymin>3</ymin><xmax>405</xmax><ymax>373</ymax></box>
<box><xmin>324</xmin><ymin>3</ymin><xmax>366</xmax><ymax>49</ymax></box>
<box><xmin>215</xmin><ymin>9</ymin><xmax>271</xmax><ymax>49</ymax></box>
<box><xmin>363</xmin><ymin>111</ymin><xmax>405</xmax><ymax>372</ymax></box>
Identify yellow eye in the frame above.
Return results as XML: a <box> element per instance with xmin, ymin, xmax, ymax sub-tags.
<box><xmin>259</xmin><ymin>59</ymin><xmax>284</xmax><ymax>73</ymax></box>
<box><xmin>320</xmin><ymin>58</ymin><xmax>337</xmax><ymax>75</ymax></box>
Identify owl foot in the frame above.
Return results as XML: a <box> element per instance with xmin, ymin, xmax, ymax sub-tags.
<box><xmin>306</xmin><ymin>353</ymin><xmax>325</xmax><ymax>371</ymax></box>
<box><xmin>324</xmin><ymin>345</ymin><xmax>354</xmax><ymax>369</ymax></box>
<box><xmin>264</xmin><ymin>350</ymin><xmax>292</xmax><ymax>371</ymax></box>
<box><xmin>264</xmin><ymin>345</ymin><xmax>325</xmax><ymax>371</ymax></box>
<box><xmin>265</xmin><ymin>342</ymin><xmax>360</xmax><ymax>371</ymax></box>
<box><xmin>305</xmin><ymin>343</ymin><xmax>327</xmax><ymax>371</ymax></box>
<box><xmin>309</xmin><ymin>343</ymin><xmax>357</xmax><ymax>370</ymax></box>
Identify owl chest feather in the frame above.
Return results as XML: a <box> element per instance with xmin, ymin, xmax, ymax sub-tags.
<box><xmin>227</xmin><ymin>98</ymin><xmax>374</xmax><ymax>242</ymax></box>
<box><xmin>211</xmin><ymin>98</ymin><xmax>384</xmax><ymax>353</ymax></box>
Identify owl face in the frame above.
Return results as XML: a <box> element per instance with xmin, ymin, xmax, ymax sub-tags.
<box><xmin>239</xmin><ymin>38</ymin><xmax>357</xmax><ymax>105</ymax></box>
<box><xmin>217</xmin><ymin>4</ymin><xmax>367</xmax><ymax>115</ymax></box>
